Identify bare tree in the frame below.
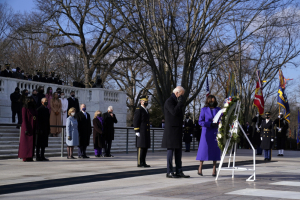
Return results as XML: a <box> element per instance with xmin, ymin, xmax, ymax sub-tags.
<box><xmin>0</xmin><ymin>2</ymin><xmax>13</xmax><ymax>64</ymax></box>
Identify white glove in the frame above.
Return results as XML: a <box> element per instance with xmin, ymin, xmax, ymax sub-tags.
<box><xmin>277</xmin><ymin>127</ymin><xmax>281</xmax><ymax>131</ymax></box>
<box><xmin>136</xmin><ymin>132</ymin><xmax>140</xmax><ymax>137</ymax></box>
<box><xmin>271</xmin><ymin>139</ymin><xmax>274</xmax><ymax>142</ymax></box>
<box><xmin>182</xmin><ymin>125</ymin><xmax>185</xmax><ymax>127</ymax></box>
<box><xmin>261</xmin><ymin>137</ymin><xmax>263</xmax><ymax>141</ymax></box>
<box><xmin>190</xmin><ymin>134</ymin><xmax>193</xmax><ymax>137</ymax></box>
<box><xmin>257</xmin><ymin>129</ymin><xmax>260</xmax><ymax>132</ymax></box>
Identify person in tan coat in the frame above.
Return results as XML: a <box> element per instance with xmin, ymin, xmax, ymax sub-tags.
<box><xmin>50</xmin><ymin>92</ymin><xmax>62</xmax><ymax>137</ymax></box>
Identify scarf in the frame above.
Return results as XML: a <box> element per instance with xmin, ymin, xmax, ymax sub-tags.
<box><xmin>97</xmin><ymin>116</ymin><xmax>104</xmax><ymax>131</ymax></box>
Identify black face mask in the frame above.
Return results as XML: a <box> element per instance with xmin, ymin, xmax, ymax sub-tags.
<box><xmin>144</xmin><ymin>102</ymin><xmax>148</xmax><ymax>107</ymax></box>
<box><xmin>209</xmin><ymin>102</ymin><xmax>215</xmax><ymax>107</ymax></box>
<box><xmin>33</xmin><ymin>94</ymin><xmax>37</xmax><ymax>96</ymax></box>
<box><xmin>44</xmin><ymin>102</ymin><xmax>48</xmax><ymax>106</ymax></box>
<box><xmin>71</xmin><ymin>94</ymin><xmax>75</xmax><ymax>97</ymax></box>
<box><xmin>266</xmin><ymin>115</ymin><xmax>270</xmax><ymax>119</ymax></box>
<box><xmin>186</xmin><ymin>115</ymin><xmax>189</xmax><ymax>118</ymax></box>
<box><xmin>25</xmin><ymin>93</ymin><xmax>29</xmax><ymax>96</ymax></box>
<box><xmin>6</xmin><ymin>67</ymin><xmax>9</xmax><ymax>70</ymax></box>
<box><xmin>97</xmin><ymin>114</ymin><xmax>101</xmax><ymax>117</ymax></box>
<box><xmin>39</xmin><ymin>90</ymin><xmax>44</xmax><ymax>93</ymax></box>
<box><xmin>15</xmin><ymin>90</ymin><xmax>20</xmax><ymax>93</ymax></box>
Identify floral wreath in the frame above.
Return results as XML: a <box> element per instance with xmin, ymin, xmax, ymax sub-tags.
<box><xmin>216</xmin><ymin>96</ymin><xmax>242</xmax><ymax>152</ymax></box>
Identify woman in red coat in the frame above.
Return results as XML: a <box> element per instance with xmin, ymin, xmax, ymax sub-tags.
<box><xmin>18</xmin><ymin>97</ymin><xmax>38</xmax><ymax>162</ymax></box>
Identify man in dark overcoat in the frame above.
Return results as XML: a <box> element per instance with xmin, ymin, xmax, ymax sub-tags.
<box><xmin>183</xmin><ymin>113</ymin><xmax>193</xmax><ymax>152</ymax></box>
<box><xmin>274</xmin><ymin>112</ymin><xmax>289</xmax><ymax>156</ymax></box>
<box><xmin>10</xmin><ymin>87</ymin><xmax>22</xmax><ymax>127</ymax></box>
<box><xmin>36</xmin><ymin>86</ymin><xmax>45</xmax><ymax>108</ymax></box>
<box><xmin>133</xmin><ymin>96</ymin><xmax>151</xmax><ymax>167</ymax></box>
<box><xmin>36</xmin><ymin>98</ymin><xmax>50</xmax><ymax>161</ymax></box>
<box><xmin>242</xmin><ymin>121</ymin><xmax>253</xmax><ymax>149</ymax></box>
<box><xmin>260</xmin><ymin>112</ymin><xmax>274</xmax><ymax>161</ymax></box>
<box><xmin>76</xmin><ymin>104</ymin><xmax>92</xmax><ymax>158</ymax></box>
<box><xmin>252</xmin><ymin>113</ymin><xmax>264</xmax><ymax>155</ymax></box>
<box><xmin>67</xmin><ymin>91</ymin><xmax>80</xmax><ymax>114</ymax></box>
<box><xmin>162</xmin><ymin>86</ymin><xmax>190</xmax><ymax>178</ymax></box>
<box><xmin>2</xmin><ymin>64</ymin><xmax>12</xmax><ymax>77</ymax></box>
<box><xmin>103</xmin><ymin>106</ymin><xmax>118</xmax><ymax>157</ymax></box>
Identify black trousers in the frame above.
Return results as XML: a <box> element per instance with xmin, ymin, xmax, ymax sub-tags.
<box><xmin>137</xmin><ymin>147</ymin><xmax>148</xmax><ymax>166</ymax></box>
<box><xmin>104</xmin><ymin>140</ymin><xmax>112</xmax><ymax>156</ymax></box>
<box><xmin>167</xmin><ymin>148</ymin><xmax>182</xmax><ymax>174</ymax></box>
<box><xmin>12</xmin><ymin>110</ymin><xmax>22</xmax><ymax>124</ymax></box>
<box><xmin>78</xmin><ymin>146</ymin><xmax>87</xmax><ymax>157</ymax></box>
<box><xmin>36</xmin><ymin>146</ymin><xmax>46</xmax><ymax>158</ymax></box>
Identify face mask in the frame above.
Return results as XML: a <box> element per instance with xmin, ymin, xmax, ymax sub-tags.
<box><xmin>39</xmin><ymin>90</ymin><xmax>44</xmax><ymax>93</ymax></box>
<box><xmin>209</xmin><ymin>102</ymin><xmax>214</xmax><ymax>107</ymax></box>
<box><xmin>33</xmin><ymin>93</ymin><xmax>37</xmax><ymax>96</ymax></box>
<box><xmin>25</xmin><ymin>93</ymin><xmax>29</xmax><ymax>96</ymax></box>
<box><xmin>49</xmin><ymin>90</ymin><xmax>52</xmax><ymax>93</ymax></box>
<box><xmin>144</xmin><ymin>102</ymin><xmax>148</xmax><ymax>107</ymax></box>
<box><xmin>186</xmin><ymin>115</ymin><xmax>189</xmax><ymax>118</ymax></box>
<box><xmin>61</xmin><ymin>95</ymin><xmax>65</xmax><ymax>98</ymax></box>
<box><xmin>71</xmin><ymin>113</ymin><xmax>75</xmax><ymax>116</ymax></box>
<box><xmin>22</xmin><ymin>73</ymin><xmax>24</xmax><ymax>75</ymax></box>
<box><xmin>15</xmin><ymin>90</ymin><xmax>20</xmax><ymax>93</ymax></box>
<box><xmin>44</xmin><ymin>102</ymin><xmax>48</xmax><ymax>106</ymax></box>
<box><xmin>266</xmin><ymin>115</ymin><xmax>270</xmax><ymax>119</ymax></box>
<box><xmin>82</xmin><ymin>108</ymin><xmax>86</xmax><ymax>111</ymax></box>
<box><xmin>6</xmin><ymin>67</ymin><xmax>9</xmax><ymax>70</ymax></box>
<box><xmin>109</xmin><ymin>112</ymin><xmax>112</xmax><ymax>114</ymax></box>
<box><xmin>71</xmin><ymin>94</ymin><xmax>75</xmax><ymax>97</ymax></box>
<box><xmin>97</xmin><ymin>114</ymin><xmax>101</xmax><ymax>117</ymax></box>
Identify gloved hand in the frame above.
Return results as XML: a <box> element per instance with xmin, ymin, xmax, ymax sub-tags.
<box><xmin>211</xmin><ymin>123</ymin><xmax>218</xmax><ymax>128</ymax></box>
<box><xmin>277</xmin><ymin>127</ymin><xmax>281</xmax><ymax>132</ymax></box>
<box><xmin>68</xmin><ymin>136</ymin><xmax>72</xmax><ymax>141</ymax></box>
<box><xmin>136</xmin><ymin>132</ymin><xmax>140</xmax><ymax>137</ymax></box>
<box><xmin>261</xmin><ymin>137</ymin><xmax>263</xmax><ymax>141</ymax></box>
<box><xmin>190</xmin><ymin>134</ymin><xmax>193</xmax><ymax>137</ymax></box>
<box><xmin>271</xmin><ymin>139</ymin><xmax>274</xmax><ymax>142</ymax></box>
<box><xmin>257</xmin><ymin>129</ymin><xmax>260</xmax><ymax>132</ymax></box>
<box><xmin>177</xmin><ymin>95</ymin><xmax>185</xmax><ymax>104</ymax></box>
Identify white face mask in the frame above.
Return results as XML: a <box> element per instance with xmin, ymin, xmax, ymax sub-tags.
<box><xmin>61</xmin><ymin>95</ymin><xmax>65</xmax><ymax>98</ymax></box>
<box><xmin>71</xmin><ymin>113</ymin><xmax>75</xmax><ymax>116</ymax></box>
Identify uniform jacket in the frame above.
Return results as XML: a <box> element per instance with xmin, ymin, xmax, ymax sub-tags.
<box><xmin>252</xmin><ymin>116</ymin><xmax>264</xmax><ymax>146</ymax></box>
<box><xmin>274</xmin><ymin>118</ymin><xmax>289</xmax><ymax>139</ymax></box>
<box><xmin>133</xmin><ymin>105</ymin><xmax>151</xmax><ymax>148</ymax></box>
<box><xmin>2</xmin><ymin>69</ymin><xmax>12</xmax><ymax>77</ymax></box>
<box><xmin>183</xmin><ymin>118</ymin><xmax>193</xmax><ymax>143</ymax></box>
<box><xmin>10</xmin><ymin>92</ymin><xmax>21</xmax><ymax>112</ymax></box>
<box><xmin>67</xmin><ymin>97</ymin><xmax>80</xmax><ymax>114</ymax></box>
<box><xmin>36</xmin><ymin>105</ymin><xmax>50</xmax><ymax>147</ymax></box>
<box><xmin>260</xmin><ymin>119</ymin><xmax>274</xmax><ymax>149</ymax></box>
<box><xmin>76</xmin><ymin>111</ymin><xmax>92</xmax><ymax>146</ymax></box>
<box><xmin>102</xmin><ymin>112</ymin><xmax>118</xmax><ymax>141</ymax></box>
<box><xmin>33</xmin><ymin>75</ymin><xmax>41</xmax><ymax>82</ymax></box>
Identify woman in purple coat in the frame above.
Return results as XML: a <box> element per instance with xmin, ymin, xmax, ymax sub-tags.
<box><xmin>196</xmin><ymin>95</ymin><xmax>221</xmax><ymax>176</ymax></box>
<box><xmin>18</xmin><ymin>97</ymin><xmax>38</xmax><ymax>162</ymax></box>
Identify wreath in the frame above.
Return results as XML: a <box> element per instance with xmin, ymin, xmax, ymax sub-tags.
<box><xmin>216</xmin><ymin>97</ymin><xmax>242</xmax><ymax>153</ymax></box>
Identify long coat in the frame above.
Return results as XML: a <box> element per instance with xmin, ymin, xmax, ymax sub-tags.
<box><xmin>161</xmin><ymin>93</ymin><xmax>184</xmax><ymax>149</ymax></box>
<box><xmin>76</xmin><ymin>111</ymin><xmax>92</xmax><ymax>146</ymax></box>
<box><xmin>60</xmin><ymin>98</ymin><xmax>68</xmax><ymax>126</ymax></box>
<box><xmin>36</xmin><ymin>92</ymin><xmax>45</xmax><ymax>108</ymax></box>
<box><xmin>133</xmin><ymin>105</ymin><xmax>151</xmax><ymax>148</ymax></box>
<box><xmin>260</xmin><ymin>119</ymin><xmax>274</xmax><ymax>150</ymax></box>
<box><xmin>93</xmin><ymin>118</ymin><xmax>104</xmax><ymax>149</ymax></box>
<box><xmin>66</xmin><ymin>116</ymin><xmax>79</xmax><ymax>146</ymax></box>
<box><xmin>183</xmin><ymin>119</ymin><xmax>193</xmax><ymax>143</ymax></box>
<box><xmin>196</xmin><ymin>107</ymin><xmax>221</xmax><ymax>161</ymax></box>
<box><xmin>18</xmin><ymin>107</ymin><xmax>38</xmax><ymax>159</ymax></box>
<box><xmin>252</xmin><ymin>116</ymin><xmax>264</xmax><ymax>146</ymax></box>
<box><xmin>274</xmin><ymin>118</ymin><xmax>288</xmax><ymax>149</ymax></box>
<box><xmin>45</xmin><ymin>94</ymin><xmax>52</xmax><ymax>113</ymax></box>
<box><xmin>10</xmin><ymin>92</ymin><xmax>21</xmax><ymax>112</ymax></box>
<box><xmin>67</xmin><ymin>97</ymin><xmax>80</xmax><ymax>113</ymax></box>
<box><xmin>50</xmin><ymin>99</ymin><xmax>62</xmax><ymax>134</ymax></box>
<box><xmin>2</xmin><ymin>69</ymin><xmax>12</xmax><ymax>77</ymax></box>
<box><xmin>102</xmin><ymin>112</ymin><xmax>118</xmax><ymax>141</ymax></box>
<box><xmin>36</xmin><ymin>105</ymin><xmax>50</xmax><ymax>147</ymax></box>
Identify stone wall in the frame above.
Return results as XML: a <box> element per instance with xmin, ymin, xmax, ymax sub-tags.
<box><xmin>0</xmin><ymin>77</ymin><xmax>127</xmax><ymax>126</ymax></box>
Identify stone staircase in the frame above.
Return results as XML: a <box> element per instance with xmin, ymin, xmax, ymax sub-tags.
<box><xmin>0</xmin><ymin>126</ymin><xmax>198</xmax><ymax>159</ymax></box>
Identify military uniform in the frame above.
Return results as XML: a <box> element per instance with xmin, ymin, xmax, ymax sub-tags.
<box><xmin>274</xmin><ymin>116</ymin><xmax>288</xmax><ymax>156</ymax></box>
<box><xmin>183</xmin><ymin>117</ymin><xmax>193</xmax><ymax>152</ymax></box>
<box><xmin>133</xmin><ymin>96</ymin><xmax>151</xmax><ymax>167</ymax></box>
<box><xmin>252</xmin><ymin>115</ymin><xmax>264</xmax><ymax>155</ymax></box>
<box><xmin>260</xmin><ymin>114</ymin><xmax>274</xmax><ymax>161</ymax></box>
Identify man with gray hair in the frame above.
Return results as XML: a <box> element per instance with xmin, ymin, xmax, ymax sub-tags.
<box><xmin>162</xmin><ymin>86</ymin><xmax>190</xmax><ymax>178</ymax></box>
<box><xmin>103</xmin><ymin>106</ymin><xmax>118</xmax><ymax>157</ymax></box>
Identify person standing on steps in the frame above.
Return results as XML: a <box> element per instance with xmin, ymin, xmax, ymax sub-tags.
<box><xmin>67</xmin><ymin>91</ymin><xmax>80</xmax><ymax>114</ymax></box>
<box><xmin>103</xmin><ymin>106</ymin><xmax>118</xmax><ymax>157</ymax></box>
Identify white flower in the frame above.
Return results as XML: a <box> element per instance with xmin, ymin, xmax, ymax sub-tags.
<box><xmin>218</xmin><ymin>123</ymin><xmax>222</xmax><ymax>129</ymax></box>
<box><xmin>217</xmin><ymin>133</ymin><xmax>222</xmax><ymax>139</ymax></box>
<box><xmin>224</xmin><ymin>102</ymin><xmax>229</xmax><ymax>108</ymax></box>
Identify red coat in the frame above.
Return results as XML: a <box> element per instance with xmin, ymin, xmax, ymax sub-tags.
<box><xmin>18</xmin><ymin>107</ymin><xmax>38</xmax><ymax>159</ymax></box>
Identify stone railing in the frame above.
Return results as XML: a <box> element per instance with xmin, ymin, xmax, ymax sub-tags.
<box><xmin>0</xmin><ymin>77</ymin><xmax>127</xmax><ymax>126</ymax></box>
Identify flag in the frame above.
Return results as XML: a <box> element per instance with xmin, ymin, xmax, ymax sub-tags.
<box><xmin>256</xmin><ymin>70</ymin><xmax>262</xmax><ymax>88</ymax></box>
<box><xmin>206</xmin><ymin>76</ymin><xmax>210</xmax><ymax>97</ymax></box>
<box><xmin>277</xmin><ymin>70</ymin><xmax>290</xmax><ymax>123</ymax></box>
<box><xmin>253</xmin><ymin>81</ymin><xmax>264</xmax><ymax>115</ymax></box>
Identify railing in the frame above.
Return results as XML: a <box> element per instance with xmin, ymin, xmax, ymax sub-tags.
<box><xmin>0</xmin><ymin>123</ymin><xmax>198</xmax><ymax>158</ymax></box>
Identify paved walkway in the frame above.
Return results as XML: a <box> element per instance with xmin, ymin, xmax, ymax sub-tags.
<box><xmin>0</xmin><ymin>149</ymin><xmax>300</xmax><ymax>199</ymax></box>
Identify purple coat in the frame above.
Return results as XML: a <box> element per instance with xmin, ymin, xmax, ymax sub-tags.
<box><xmin>196</xmin><ymin>107</ymin><xmax>221</xmax><ymax>161</ymax></box>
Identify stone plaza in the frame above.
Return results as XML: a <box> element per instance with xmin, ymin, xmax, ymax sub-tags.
<box><xmin>0</xmin><ymin>149</ymin><xmax>300</xmax><ymax>199</ymax></box>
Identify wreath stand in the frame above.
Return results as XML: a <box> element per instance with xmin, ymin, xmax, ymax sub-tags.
<box><xmin>215</xmin><ymin>100</ymin><xmax>256</xmax><ymax>182</ymax></box>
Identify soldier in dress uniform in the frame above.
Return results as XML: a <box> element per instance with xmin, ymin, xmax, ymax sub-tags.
<box><xmin>260</xmin><ymin>112</ymin><xmax>274</xmax><ymax>161</ymax></box>
<box><xmin>274</xmin><ymin>112</ymin><xmax>288</xmax><ymax>156</ymax></box>
<box><xmin>133</xmin><ymin>95</ymin><xmax>151</xmax><ymax>168</ymax></box>
<box><xmin>252</xmin><ymin>113</ymin><xmax>264</xmax><ymax>155</ymax></box>
<box><xmin>183</xmin><ymin>113</ymin><xmax>193</xmax><ymax>152</ymax></box>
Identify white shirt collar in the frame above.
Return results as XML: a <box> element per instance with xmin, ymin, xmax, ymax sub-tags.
<box><xmin>141</xmin><ymin>105</ymin><xmax>148</xmax><ymax>112</ymax></box>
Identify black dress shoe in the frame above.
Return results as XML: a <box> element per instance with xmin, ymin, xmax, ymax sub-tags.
<box><xmin>83</xmin><ymin>155</ymin><xmax>90</xmax><ymax>158</ymax></box>
<box><xmin>78</xmin><ymin>156</ymin><xmax>83</xmax><ymax>159</ymax></box>
<box><xmin>277</xmin><ymin>154</ymin><xmax>280</xmax><ymax>156</ymax></box>
<box><xmin>281</xmin><ymin>154</ymin><xmax>284</xmax><ymax>157</ymax></box>
<box><xmin>108</xmin><ymin>154</ymin><xmax>114</xmax><ymax>157</ymax></box>
<box><xmin>176</xmin><ymin>172</ymin><xmax>190</xmax><ymax>178</ymax></box>
<box><xmin>42</xmin><ymin>157</ymin><xmax>49</xmax><ymax>161</ymax></box>
<box><xmin>166</xmin><ymin>173</ymin><xmax>179</xmax><ymax>178</ymax></box>
<box><xmin>95</xmin><ymin>155</ymin><xmax>100</xmax><ymax>158</ymax></box>
<box><xmin>71</xmin><ymin>156</ymin><xmax>76</xmax><ymax>159</ymax></box>
<box><xmin>143</xmin><ymin>164</ymin><xmax>151</xmax><ymax>167</ymax></box>
<box><xmin>212</xmin><ymin>174</ymin><xmax>216</xmax><ymax>177</ymax></box>
<box><xmin>36</xmin><ymin>157</ymin><xmax>43</xmax><ymax>161</ymax></box>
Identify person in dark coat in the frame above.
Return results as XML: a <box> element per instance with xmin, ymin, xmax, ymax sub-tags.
<box><xmin>18</xmin><ymin>97</ymin><xmax>38</xmax><ymax>162</ymax></box>
<box><xmin>30</xmin><ymin>89</ymin><xmax>38</xmax><ymax>105</ymax></box>
<box><xmin>162</xmin><ymin>86</ymin><xmax>190</xmax><ymax>178</ymax></box>
<box><xmin>260</xmin><ymin>112</ymin><xmax>274</xmax><ymax>161</ymax></box>
<box><xmin>67</xmin><ymin>91</ymin><xmax>80</xmax><ymax>114</ymax></box>
<box><xmin>10</xmin><ymin>87</ymin><xmax>22</xmax><ymax>128</ymax></box>
<box><xmin>183</xmin><ymin>113</ymin><xmax>193</xmax><ymax>152</ymax></box>
<box><xmin>103</xmin><ymin>106</ymin><xmax>118</xmax><ymax>157</ymax></box>
<box><xmin>2</xmin><ymin>64</ymin><xmax>12</xmax><ymax>78</ymax></box>
<box><xmin>274</xmin><ymin>112</ymin><xmax>289</xmax><ymax>156</ymax></box>
<box><xmin>36</xmin><ymin>86</ymin><xmax>45</xmax><ymax>108</ymax></box>
<box><xmin>193</xmin><ymin>120</ymin><xmax>202</xmax><ymax>146</ymax></box>
<box><xmin>76</xmin><ymin>104</ymin><xmax>92</xmax><ymax>158</ymax></box>
<box><xmin>36</xmin><ymin>98</ymin><xmax>50</xmax><ymax>161</ymax></box>
<box><xmin>242</xmin><ymin>122</ymin><xmax>253</xmax><ymax>149</ymax></box>
<box><xmin>133</xmin><ymin>96</ymin><xmax>151</xmax><ymax>167</ymax></box>
<box><xmin>252</xmin><ymin>113</ymin><xmax>264</xmax><ymax>155</ymax></box>
<box><xmin>33</xmin><ymin>70</ymin><xmax>42</xmax><ymax>82</ymax></box>
<box><xmin>93</xmin><ymin>110</ymin><xmax>104</xmax><ymax>157</ymax></box>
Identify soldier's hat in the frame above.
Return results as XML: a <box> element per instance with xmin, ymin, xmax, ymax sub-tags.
<box><xmin>5</xmin><ymin>63</ymin><xmax>10</xmax><ymax>67</ymax></box>
<box><xmin>265</xmin><ymin>111</ymin><xmax>271</xmax><ymax>115</ymax></box>
<box><xmin>140</xmin><ymin>95</ymin><xmax>148</xmax><ymax>101</ymax></box>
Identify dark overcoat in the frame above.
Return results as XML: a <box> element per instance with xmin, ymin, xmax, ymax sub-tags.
<box><xmin>274</xmin><ymin>118</ymin><xmax>288</xmax><ymax>149</ymax></box>
<box><xmin>161</xmin><ymin>93</ymin><xmax>184</xmax><ymax>149</ymax></box>
<box><xmin>2</xmin><ymin>70</ymin><xmax>12</xmax><ymax>77</ymax></box>
<box><xmin>183</xmin><ymin>119</ymin><xmax>193</xmax><ymax>143</ymax></box>
<box><xmin>67</xmin><ymin>97</ymin><xmax>80</xmax><ymax>113</ymax></box>
<box><xmin>242</xmin><ymin>125</ymin><xmax>253</xmax><ymax>143</ymax></box>
<box><xmin>36</xmin><ymin>93</ymin><xmax>45</xmax><ymax>108</ymax></box>
<box><xmin>76</xmin><ymin>111</ymin><xmax>92</xmax><ymax>146</ymax></box>
<box><xmin>10</xmin><ymin>92</ymin><xmax>21</xmax><ymax>112</ymax></box>
<box><xmin>133</xmin><ymin>105</ymin><xmax>151</xmax><ymax>148</ymax></box>
<box><xmin>252</xmin><ymin>116</ymin><xmax>264</xmax><ymax>146</ymax></box>
<box><xmin>33</xmin><ymin>75</ymin><xmax>41</xmax><ymax>82</ymax></box>
<box><xmin>93</xmin><ymin>118</ymin><xmax>104</xmax><ymax>149</ymax></box>
<box><xmin>36</xmin><ymin>105</ymin><xmax>50</xmax><ymax>147</ymax></box>
<box><xmin>102</xmin><ymin>112</ymin><xmax>118</xmax><ymax>141</ymax></box>
<box><xmin>18</xmin><ymin>107</ymin><xmax>38</xmax><ymax>158</ymax></box>
<box><xmin>260</xmin><ymin>119</ymin><xmax>274</xmax><ymax>150</ymax></box>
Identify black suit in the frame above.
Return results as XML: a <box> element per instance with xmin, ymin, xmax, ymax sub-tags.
<box><xmin>274</xmin><ymin>118</ymin><xmax>288</xmax><ymax>150</ymax></box>
<box><xmin>36</xmin><ymin>92</ymin><xmax>45</xmax><ymax>108</ymax></box>
<box><xmin>67</xmin><ymin>97</ymin><xmax>80</xmax><ymax>114</ymax></box>
<box><xmin>33</xmin><ymin>75</ymin><xmax>41</xmax><ymax>82</ymax></box>
<box><xmin>103</xmin><ymin>112</ymin><xmax>118</xmax><ymax>156</ymax></box>
<box><xmin>76</xmin><ymin>111</ymin><xmax>92</xmax><ymax>157</ymax></box>
<box><xmin>36</xmin><ymin>105</ymin><xmax>50</xmax><ymax>158</ymax></box>
<box><xmin>133</xmin><ymin>105</ymin><xmax>150</xmax><ymax>166</ymax></box>
<box><xmin>2</xmin><ymin>69</ymin><xmax>12</xmax><ymax>78</ymax></box>
<box><xmin>10</xmin><ymin>92</ymin><xmax>22</xmax><ymax>124</ymax></box>
<box><xmin>161</xmin><ymin>93</ymin><xmax>184</xmax><ymax>174</ymax></box>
